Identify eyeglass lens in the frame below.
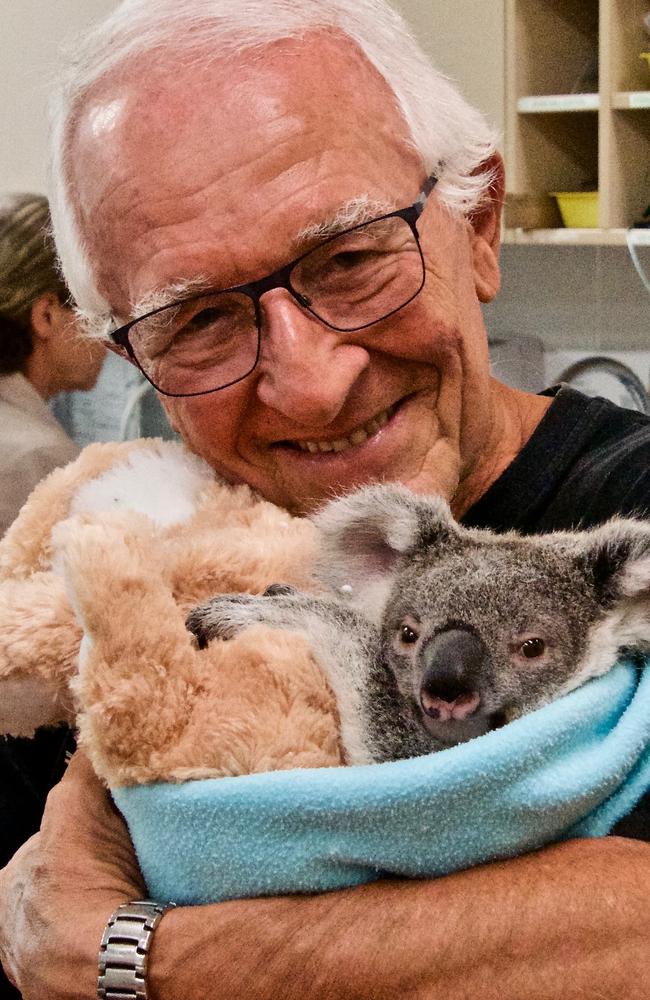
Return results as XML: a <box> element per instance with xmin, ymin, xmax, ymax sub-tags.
<box><xmin>127</xmin><ymin>213</ymin><xmax>424</xmax><ymax>396</ymax></box>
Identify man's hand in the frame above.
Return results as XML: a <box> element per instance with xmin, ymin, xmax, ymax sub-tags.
<box><xmin>0</xmin><ymin>752</ymin><xmax>143</xmax><ymax>1000</ymax></box>
<box><xmin>1</xmin><ymin>752</ymin><xmax>649</xmax><ymax>1000</ymax></box>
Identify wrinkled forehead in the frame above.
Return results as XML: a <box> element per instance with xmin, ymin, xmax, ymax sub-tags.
<box><xmin>67</xmin><ymin>31</ymin><xmax>420</xmax><ymax>308</ymax></box>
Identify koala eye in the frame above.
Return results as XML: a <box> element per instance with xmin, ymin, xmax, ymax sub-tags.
<box><xmin>520</xmin><ymin>637</ymin><xmax>546</xmax><ymax>659</ymax></box>
<box><xmin>399</xmin><ymin>623</ymin><xmax>419</xmax><ymax>645</ymax></box>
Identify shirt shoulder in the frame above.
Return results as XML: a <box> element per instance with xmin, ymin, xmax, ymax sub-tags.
<box><xmin>538</xmin><ymin>399</ymin><xmax>650</xmax><ymax>531</ymax></box>
<box><xmin>463</xmin><ymin>387</ymin><xmax>650</xmax><ymax>533</ymax></box>
<box><xmin>545</xmin><ymin>415</ymin><xmax>650</xmax><ymax>527</ymax></box>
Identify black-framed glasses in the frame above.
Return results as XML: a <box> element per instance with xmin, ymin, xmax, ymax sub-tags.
<box><xmin>109</xmin><ymin>174</ymin><xmax>438</xmax><ymax>397</ymax></box>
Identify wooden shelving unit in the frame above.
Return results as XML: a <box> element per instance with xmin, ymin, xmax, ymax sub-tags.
<box><xmin>505</xmin><ymin>227</ymin><xmax>650</xmax><ymax>246</ymax></box>
<box><xmin>504</xmin><ymin>0</ymin><xmax>650</xmax><ymax>244</ymax></box>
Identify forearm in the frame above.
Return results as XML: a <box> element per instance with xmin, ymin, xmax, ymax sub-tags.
<box><xmin>149</xmin><ymin>837</ymin><xmax>650</xmax><ymax>1000</ymax></box>
<box><xmin>3</xmin><ymin>754</ymin><xmax>647</xmax><ymax>1000</ymax></box>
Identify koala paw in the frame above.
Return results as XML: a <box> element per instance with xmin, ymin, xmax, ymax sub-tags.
<box><xmin>262</xmin><ymin>582</ymin><xmax>297</xmax><ymax>597</ymax></box>
<box><xmin>186</xmin><ymin>594</ymin><xmax>273</xmax><ymax>648</ymax></box>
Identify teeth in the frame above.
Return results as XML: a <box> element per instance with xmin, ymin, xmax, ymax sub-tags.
<box><xmin>294</xmin><ymin>405</ymin><xmax>395</xmax><ymax>454</ymax></box>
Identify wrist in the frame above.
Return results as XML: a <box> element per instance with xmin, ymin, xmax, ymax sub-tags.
<box><xmin>97</xmin><ymin>900</ymin><xmax>176</xmax><ymax>1000</ymax></box>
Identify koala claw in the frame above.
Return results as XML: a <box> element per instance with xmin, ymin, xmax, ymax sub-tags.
<box><xmin>263</xmin><ymin>582</ymin><xmax>297</xmax><ymax>597</ymax></box>
<box><xmin>186</xmin><ymin>594</ymin><xmax>265</xmax><ymax>646</ymax></box>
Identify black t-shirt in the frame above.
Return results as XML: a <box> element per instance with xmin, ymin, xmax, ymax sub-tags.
<box><xmin>1</xmin><ymin>387</ymin><xmax>649</xmax><ymax>989</ymax></box>
<box><xmin>463</xmin><ymin>385</ymin><xmax>650</xmax><ymax>533</ymax></box>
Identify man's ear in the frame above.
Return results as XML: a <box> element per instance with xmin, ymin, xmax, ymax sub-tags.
<box><xmin>468</xmin><ymin>152</ymin><xmax>505</xmax><ymax>304</ymax></box>
<box><xmin>578</xmin><ymin>518</ymin><xmax>650</xmax><ymax>606</ymax></box>
<box><xmin>311</xmin><ymin>485</ymin><xmax>461</xmax><ymax>621</ymax></box>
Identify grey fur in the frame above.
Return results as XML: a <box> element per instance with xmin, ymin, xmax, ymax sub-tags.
<box><xmin>186</xmin><ymin>485</ymin><xmax>650</xmax><ymax>765</ymax></box>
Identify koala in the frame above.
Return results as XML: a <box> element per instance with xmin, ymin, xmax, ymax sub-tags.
<box><xmin>186</xmin><ymin>485</ymin><xmax>650</xmax><ymax>766</ymax></box>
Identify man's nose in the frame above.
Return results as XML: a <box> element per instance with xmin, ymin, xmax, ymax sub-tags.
<box><xmin>254</xmin><ymin>289</ymin><xmax>370</xmax><ymax>425</ymax></box>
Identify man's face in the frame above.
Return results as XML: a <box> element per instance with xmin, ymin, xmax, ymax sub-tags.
<box><xmin>70</xmin><ymin>32</ymin><xmax>502</xmax><ymax>514</ymax></box>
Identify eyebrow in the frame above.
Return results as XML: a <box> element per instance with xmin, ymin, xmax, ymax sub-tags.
<box><xmin>293</xmin><ymin>194</ymin><xmax>397</xmax><ymax>247</ymax></box>
<box><xmin>130</xmin><ymin>278</ymin><xmax>212</xmax><ymax>322</ymax></box>
<box><xmin>128</xmin><ymin>193</ymin><xmax>398</xmax><ymax>321</ymax></box>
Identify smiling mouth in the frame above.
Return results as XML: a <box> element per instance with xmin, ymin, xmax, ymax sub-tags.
<box><xmin>277</xmin><ymin>402</ymin><xmax>399</xmax><ymax>455</ymax></box>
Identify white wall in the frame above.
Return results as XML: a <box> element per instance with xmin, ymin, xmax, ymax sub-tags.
<box><xmin>394</xmin><ymin>0</ymin><xmax>505</xmax><ymax>136</ymax></box>
<box><xmin>0</xmin><ymin>0</ymin><xmax>118</xmax><ymax>193</ymax></box>
<box><xmin>1</xmin><ymin>1</ymin><xmax>503</xmax><ymax>196</ymax></box>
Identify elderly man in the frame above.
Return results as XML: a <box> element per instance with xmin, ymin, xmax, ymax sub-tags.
<box><xmin>1</xmin><ymin>1</ymin><xmax>649</xmax><ymax>997</ymax></box>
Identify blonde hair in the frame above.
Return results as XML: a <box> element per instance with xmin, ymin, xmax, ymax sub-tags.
<box><xmin>0</xmin><ymin>193</ymin><xmax>67</xmax><ymax>374</ymax></box>
<box><xmin>49</xmin><ymin>0</ymin><xmax>498</xmax><ymax>331</ymax></box>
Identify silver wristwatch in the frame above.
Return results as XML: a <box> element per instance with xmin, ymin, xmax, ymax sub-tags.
<box><xmin>97</xmin><ymin>899</ymin><xmax>176</xmax><ymax>999</ymax></box>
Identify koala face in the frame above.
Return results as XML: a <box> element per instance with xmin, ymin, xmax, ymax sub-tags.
<box><xmin>313</xmin><ymin>484</ymin><xmax>650</xmax><ymax>752</ymax></box>
<box><xmin>381</xmin><ymin>543</ymin><xmax>608</xmax><ymax>745</ymax></box>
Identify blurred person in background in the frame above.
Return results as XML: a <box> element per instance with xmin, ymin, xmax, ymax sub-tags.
<box><xmin>0</xmin><ymin>193</ymin><xmax>105</xmax><ymax>536</ymax></box>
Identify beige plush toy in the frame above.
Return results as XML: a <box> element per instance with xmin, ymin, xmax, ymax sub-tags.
<box><xmin>0</xmin><ymin>439</ymin><xmax>342</xmax><ymax>786</ymax></box>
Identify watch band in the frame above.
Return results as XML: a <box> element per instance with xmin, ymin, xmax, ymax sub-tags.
<box><xmin>97</xmin><ymin>899</ymin><xmax>175</xmax><ymax>1000</ymax></box>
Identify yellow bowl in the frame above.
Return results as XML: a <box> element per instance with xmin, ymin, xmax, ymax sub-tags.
<box><xmin>551</xmin><ymin>191</ymin><xmax>599</xmax><ymax>228</ymax></box>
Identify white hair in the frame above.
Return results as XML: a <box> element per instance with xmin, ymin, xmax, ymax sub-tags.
<box><xmin>49</xmin><ymin>0</ymin><xmax>498</xmax><ymax>334</ymax></box>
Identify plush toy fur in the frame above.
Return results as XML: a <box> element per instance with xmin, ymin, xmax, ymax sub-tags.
<box><xmin>0</xmin><ymin>439</ymin><xmax>342</xmax><ymax>785</ymax></box>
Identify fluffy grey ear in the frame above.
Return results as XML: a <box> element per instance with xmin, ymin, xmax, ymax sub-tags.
<box><xmin>579</xmin><ymin>517</ymin><xmax>650</xmax><ymax>604</ymax></box>
<box><xmin>311</xmin><ymin>484</ymin><xmax>459</xmax><ymax>620</ymax></box>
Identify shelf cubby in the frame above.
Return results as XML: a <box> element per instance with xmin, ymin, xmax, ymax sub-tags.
<box><xmin>509</xmin><ymin>0</ymin><xmax>599</xmax><ymax>98</ymax></box>
<box><xmin>505</xmin><ymin>0</ymin><xmax>650</xmax><ymax>242</ymax></box>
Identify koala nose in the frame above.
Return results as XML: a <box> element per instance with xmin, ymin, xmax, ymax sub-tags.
<box><xmin>419</xmin><ymin>628</ymin><xmax>486</xmax><ymax>722</ymax></box>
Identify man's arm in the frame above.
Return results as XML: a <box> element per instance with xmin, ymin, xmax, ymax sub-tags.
<box><xmin>1</xmin><ymin>753</ymin><xmax>648</xmax><ymax>1000</ymax></box>
<box><xmin>150</xmin><ymin>840</ymin><xmax>649</xmax><ymax>1000</ymax></box>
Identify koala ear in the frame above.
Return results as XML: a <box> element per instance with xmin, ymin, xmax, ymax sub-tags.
<box><xmin>579</xmin><ymin>518</ymin><xmax>650</xmax><ymax>605</ymax></box>
<box><xmin>311</xmin><ymin>484</ymin><xmax>459</xmax><ymax>620</ymax></box>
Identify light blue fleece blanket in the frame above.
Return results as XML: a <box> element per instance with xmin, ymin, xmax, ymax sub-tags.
<box><xmin>113</xmin><ymin>659</ymin><xmax>650</xmax><ymax>905</ymax></box>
